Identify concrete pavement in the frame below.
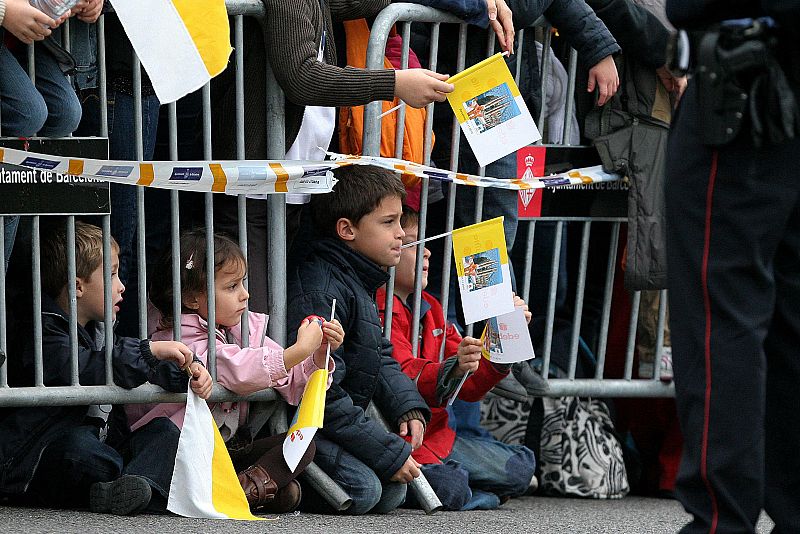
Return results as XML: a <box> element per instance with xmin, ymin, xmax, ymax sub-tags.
<box><xmin>0</xmin><ymin>495</ymin><xmax>775</xmax><ymax>534</ymax></box>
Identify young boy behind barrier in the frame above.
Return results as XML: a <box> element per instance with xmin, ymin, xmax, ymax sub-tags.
<box><xmin>377</xmin><ymin>206</ymin><xmax>537</xmax><ymax>510</ymax></box>
<box><xmin>0</xmin><ymin>221</ymin><xmax>211</xmax><ymax>515</ymax></box>
<box><xmin>286</xmin><ymin>165</ymin><xmax>430</xmax><ymax>515</ymax></box>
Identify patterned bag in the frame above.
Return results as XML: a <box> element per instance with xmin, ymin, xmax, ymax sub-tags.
<box><xmin>481</xmin><ymin>393</ymin><xmax>532</xmax><ymax>446</ymax></box>
<box><xmin>534</xmin><ymin>397</ymin><xmax>629</xmax><ymax>499</ymax></box>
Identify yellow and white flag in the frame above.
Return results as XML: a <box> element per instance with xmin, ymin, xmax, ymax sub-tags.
<box><xmin>113</xmin><ymin>0</ymin><xmax>232</xmax><ymax>103</ymax></box>
<box><xmin>283</xmin><ymin>368</ymin><xmax>329</xmax><ymax>472</ymax></box>
<box><xmin>167</xmin><ymin>385</ymin><xmax>261</xmax><ymax>520</ymax></box>
<box><xmin>452</xmin><ymin>216</ymin><xmax>515</xmax><ymax>325</ymax></box>
<box><xmin>446</xmin><ymin>53</ymin><xmax>541</xmax><ymax>167</ymax></box>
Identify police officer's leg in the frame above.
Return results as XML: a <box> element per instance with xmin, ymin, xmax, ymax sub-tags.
<box><xmin>763</xmin><ymin>196</ymin><xmax>800</xmax><ymax>533</ymax></box>
<box><xmin>666</xmin><ymin>84</ymin><xmax>800</xmax><ymax>533</ymax></box>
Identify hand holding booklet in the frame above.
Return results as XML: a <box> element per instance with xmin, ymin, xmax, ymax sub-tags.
<box><xmin>480</xmin><ymin>307</ymin><xmax>536</xmax><ymax>364</ymax></box>
<box><xmin>446</xmin><ymin>53</ymin><xmax>542</xmax><ymax>167</ymax></box>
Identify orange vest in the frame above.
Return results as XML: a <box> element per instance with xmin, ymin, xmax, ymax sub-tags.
<box><xmin>338</xmin><ymin>18</ymin><xmax>434</xmax><ymax>189</ymax></box>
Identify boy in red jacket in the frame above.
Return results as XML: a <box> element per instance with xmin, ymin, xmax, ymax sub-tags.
<box><xmin>377</xmin><ymin>207</ymin><xmax>536</xmax><ymax>510</ymax></box>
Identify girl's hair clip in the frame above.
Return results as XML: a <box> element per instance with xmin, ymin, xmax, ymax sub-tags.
<box><xmin>185</xmin><ymin>253</ymin><xmax>195</xmax><ymax>270</ymax></box>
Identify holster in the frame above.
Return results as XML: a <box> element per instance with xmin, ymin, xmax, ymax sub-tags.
<box><xmin>695</xmin><ymin>22</ymin><xmax>800</xmax><ymax>147</ymax></box>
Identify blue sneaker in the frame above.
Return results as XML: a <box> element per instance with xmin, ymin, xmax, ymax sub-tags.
<box><xmin>460</xmin><ymin>489</ymin><xmax>501</xmax><ymax>511</ymax></box>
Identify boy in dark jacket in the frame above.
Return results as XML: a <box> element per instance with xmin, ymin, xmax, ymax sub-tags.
<box><xmin>377</xmin><ymin>207</ymin><xmax>536</xmax><ymax>510</ymax></box>
<box><xmin>0</xmin><ymin>221</ymin><xmax>212</xmax><ymax>515</ymax></box>
<box><xmin>287</xmin><ymin>166</ymin><xmax>431</xmax><ymax>515</ymax></box>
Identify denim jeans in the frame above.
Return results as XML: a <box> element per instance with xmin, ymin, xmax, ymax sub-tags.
<box><xmin>2</xmin><ymin>216</ymin><xmax>19</xmax><ymax>273</ymax></box>
<box><xmin>300</xmin><ymin>435</ymin><xmax>407</xmax><ymax>515</ymax></box>
<box><xmin>27</xmin><ymin>418</ymin><xmax>179</xmax><ymax>510</ymax></box>
<box><xmin>448</xmin><ymin>399</ymin><xmax>492</xmax><ymax>440</ymax></box>
<box><xmin>75</xmin><ymin>89</ymin><xmax>161</xmax><ymax>337</ymax></box>
<box><xmin>408</xmin><ymin>436</ymin><xmax>535</xmax><ymax>511</ymax></box>
<box><xmin>0</xmin><ymin>42</ymin><xmax>81</xmax><ymax>137</ymax></box>
<box><xmin>447</xmin><ymin>435</ymin><xmax>535</xmax><ymax>498</ymax></box>
<box><xmin>67</xmin><ymin>20</ymin><xmax>98</xmax><ymax>91</ymax></box>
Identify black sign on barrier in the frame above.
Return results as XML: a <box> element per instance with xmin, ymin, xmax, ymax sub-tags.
<box><xmin>0</xmin><ymin>137</ymin><xmax>110</xmax><ymax>216</ymax></box>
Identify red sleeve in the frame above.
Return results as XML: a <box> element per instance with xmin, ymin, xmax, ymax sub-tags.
<box><xmin>457</xmin><ymin>356</ymin><xmax>509</xmax><ymax>403</ymax></box>
<box><xmin>379</xmin><ymin>292</ymin><xmax>442</xmax><ymax>406</ymax></box>
<box><xmin>443</xmin><ymin>322</ymin><xmax>462</xmax><ymax>359</ymax></box>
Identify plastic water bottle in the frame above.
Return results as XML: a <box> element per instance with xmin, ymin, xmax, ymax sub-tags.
<box><xmin>29</xmin><ymin>0</ymin><xmax>80</xmax><ymax>20</ymax></box>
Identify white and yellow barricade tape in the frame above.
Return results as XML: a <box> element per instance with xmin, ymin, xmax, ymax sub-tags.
<box><xmin>0</xmin><ymin>147</ymin><xmax>620</xmax><ymax>194</ymax></box>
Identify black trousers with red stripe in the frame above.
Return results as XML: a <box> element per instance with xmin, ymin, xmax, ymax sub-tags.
<box><xmin>666</xmin><ymin>83</ymin><xmax>800</xmax><ymax>534</ymax></box>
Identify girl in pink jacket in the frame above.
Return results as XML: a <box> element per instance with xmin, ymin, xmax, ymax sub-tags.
<box><xmin>126</xmin><ymin>231</ymin><xmax>342</xmax><ymax>514</ymax></box>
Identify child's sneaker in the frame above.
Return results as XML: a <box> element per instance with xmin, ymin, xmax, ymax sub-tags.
<box><xmin>638</xmin><ymin>347</ymin><xmax>673</xmax><ymax>381</ymax></box>
<box><xmin>658</xmin><ymin>347</ymin><xmax>674</xmax><ymax>382</ymax></box>
<box><xmin>90</xmin><ymin>474</ymin><xmax>152</xmax><ymax>516</ymax></box>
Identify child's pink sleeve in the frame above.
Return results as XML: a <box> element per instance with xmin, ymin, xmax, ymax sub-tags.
<box><xmin>212</xmin><ymin>337</ymin><xmax>289</xmax><ymax>396</ymax></box>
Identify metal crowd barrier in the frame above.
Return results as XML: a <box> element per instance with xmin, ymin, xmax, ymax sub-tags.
<box><xmin>364</xmin><ymin>3</ymin><xmax>674</xmax><ymax>399</ymax></box>
<box><xmin>0</xmin><ymin>0</ymin><xmax>675</xmax><ymax>514</ymax></box>
<box><xmin>0</xmin><ymin>0</ymin><xmax>352</xmax><ymax>511</ymax></box>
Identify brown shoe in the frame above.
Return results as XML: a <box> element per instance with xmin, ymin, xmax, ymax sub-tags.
<box><xmin>237</xmin><ymin>465</ymin><xmax>278</xmax><ymax>509</ymax></box>
<box><xmin>255</xmin><ymin>480</ymin><xmax>302</xmax><ymax>514</ymax></box>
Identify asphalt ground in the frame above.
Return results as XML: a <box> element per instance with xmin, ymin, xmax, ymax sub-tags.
<box><xmin>0</xmin><ymin>495</ymin><xmax>775</xmax><ymax>534</ymax></box>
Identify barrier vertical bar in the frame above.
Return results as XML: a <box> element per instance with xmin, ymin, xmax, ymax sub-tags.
<box><xmin>66</xmin><ymin>217</ymin><xmax>79</xmax><ymax>385</ymax></box>
<box><xmin>168</xmin><ymin>102</ymin><xmax>182</xmax><ymax>342</ymax></box>
<box><xmin>537</xmin><ymin>29</ymin><xmax>552</xmax><ymax>135</ymax></box>
<box><xmin>464</xmin><ymin>28</ymin><xmax>496</xmax><ymax>339</ymax></box>
<box><xmin>393</xmin><ymin>22</ymin><xmax>411</xmax><ymax>159</ymax></box>
<box><xmin>567</xmin><ymin>221</ymin><xmax>591</xmax><ymax>379</ymax></box>
<box><xmin>98</xmin><ymin>15</ymin><xmax>109</xmax><ymax>137</ymax></box>
<box><xmin>264</xmin><ymin>50</ymin><xmax>286</xmax><ymax>346</ymax></box>
<box><xmin>652</xmin><ymin>290</ymin><xmax>668</xmax><ymax>381</ymax></box>
<box><xmin>97</xmin><ymin>23</ymin><xmax>112</xmax><ymax>382</ymax></box>
<box><xmin>520</xmin><ymin>221</ymin><xmax>535</xmax><ymax>304</ymax></box>
<box><xmin>438</xmin><ymin>23</ymin><xmax>468</xmax><ymax>362</ymax></box>
<box><xmin>409</xmin><ymin>22</ymin><xmax>440</xmax><ymax>358</ymax></box>
<box><xmin>234</xmin><ymin>14</ymin><xmax>249</xmax><ymax>345</ymax></box>
<box><xmin>562</xmin><ymin>49</ymin><xmax>578</xmax><ymax>145</ymax></box>
<box><xmin>133</xmin><ymin>54</ymin><xmax>148</xmax><ymax>340</ymax></box>
<box><xmin>514</xmin><ymin>29</ymin><xmax>524</xmax><ymax>83</ymax></box>
<box><xmin>594</xmin><ymin>221</ymin><xmax>620</xmax><ymax>379</ymax></box>
<box><xmin>103</xmin><ymin>217</ymin><xmax>114</xmax><ymax>384</ymax></box>
<box><xmin>624</xmin><ymin>291</ymin><xmax>641</xmax><ymax>380</ymax></box>
<box><xmin>203</xmin><ymin>83</ymin><xmax>218</xmax><ymax>378</ymax></box>
<box><xmin>540</xmin><ymin>221</ymin><xmax>562</xmax><ymax>380</ymax></box>
<box><xmin>32</xmin><ymin>216</ymin><xmax>43</xmax><ymax>387</ymax></box>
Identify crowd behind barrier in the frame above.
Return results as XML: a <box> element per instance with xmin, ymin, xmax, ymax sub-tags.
<box><xmin>0</xmin><ymin>0</ymin><xmax>677</xmax><ymax>515</ymax></box>
<box><xmin>0</xmin><ymin>1</ymin><xmax>676</xmax><ymax>404</ymax></box>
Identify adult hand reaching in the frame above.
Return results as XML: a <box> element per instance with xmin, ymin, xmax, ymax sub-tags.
<box><xmin>588</xmin><ymin>55</ymin><xmax>619</xmax><ymax>106</ymax></box>
<box><xmin>486</xmin><ymin>0</ymin><xmax>515</xmax><ymax>54</ymax></box>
